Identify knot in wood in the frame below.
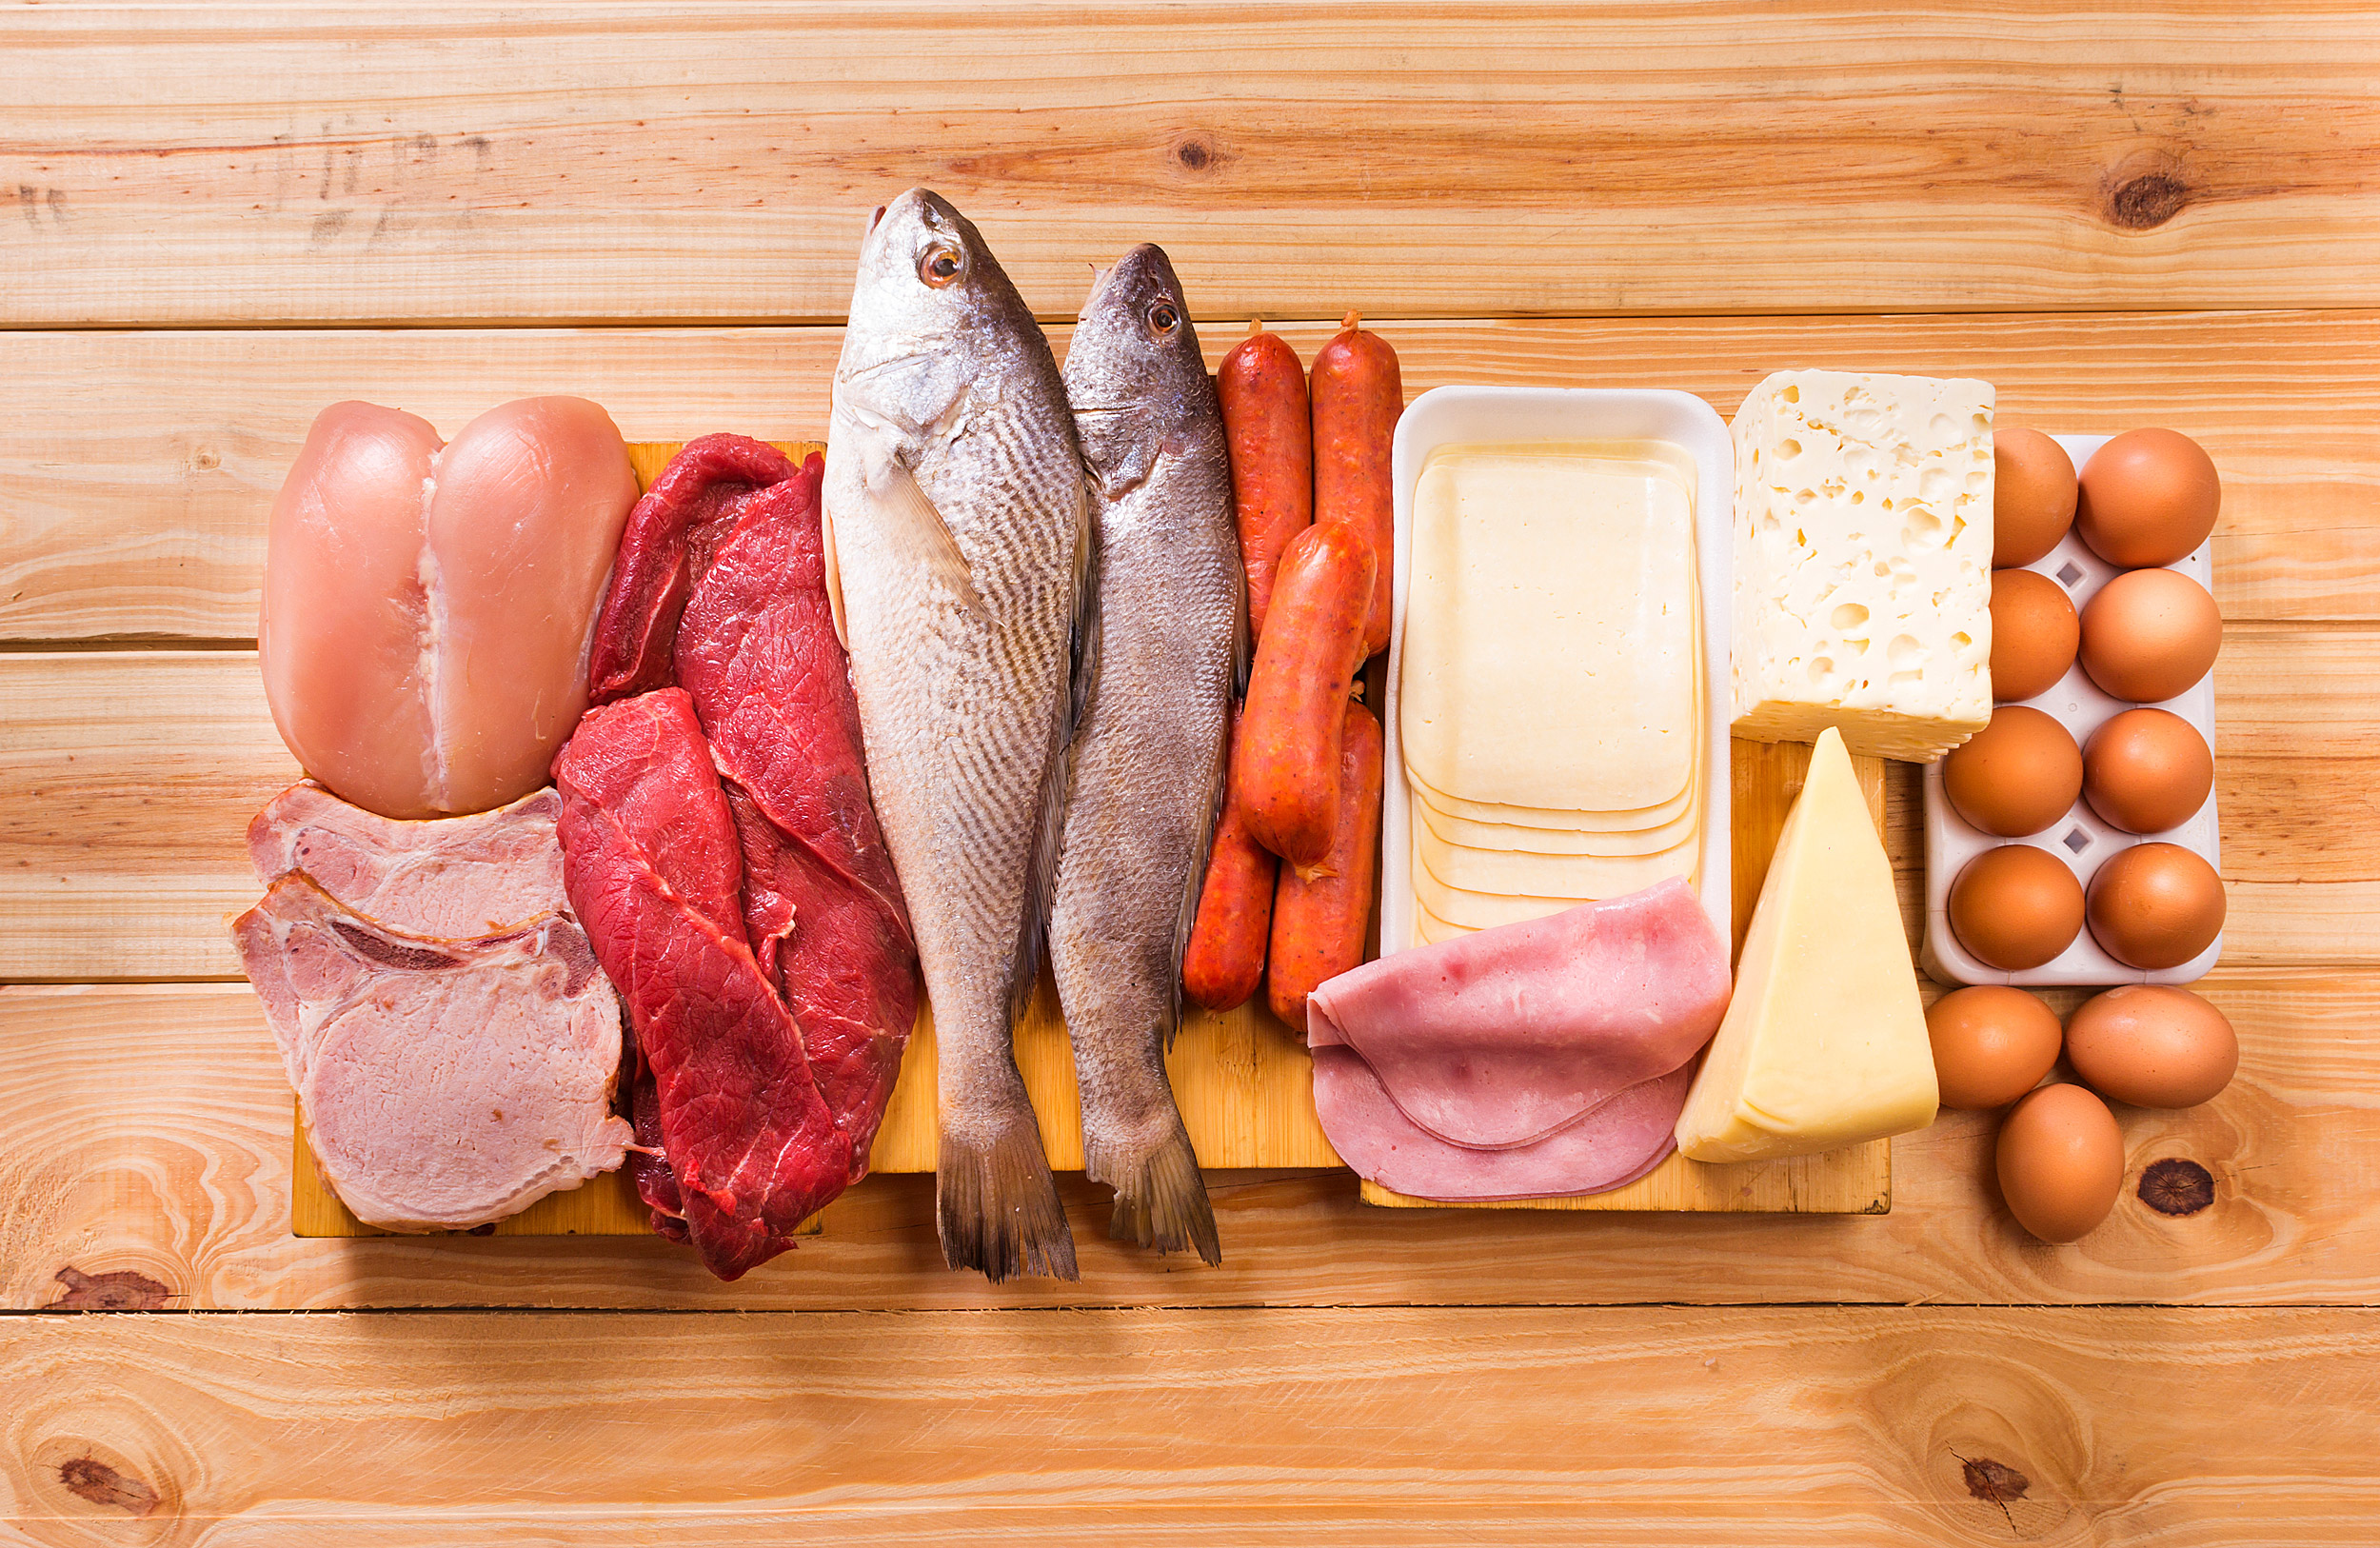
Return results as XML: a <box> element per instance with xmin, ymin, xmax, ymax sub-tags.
<box><xmin>1172</xmin><ymin>135</ymin><xmax>1220</xmax><ymax>174</ymax></box>
<box><xmin>1962</xmin><ymin>1456</ymin><xmax>2031</xmax><ymax>1504</ymax></box>
<box><xmin>2106</xmin><ymin>172</ymin><xmax>2191</xmax><ymax>229</ymax></box>
<box><xmin>50</xmin><ymin>1265</ymin><xmax>171</xmax><ymax>1311</ymax></box>
<box><xmin>58</xmin><ymin>1457</ymin><xmax>161</xmax><ymax>1518</ymax></box>
<box><xmin>2138</xmin><ymin>1156</ymin><xmax>2216</xmax><ymax>1216</ymax></box>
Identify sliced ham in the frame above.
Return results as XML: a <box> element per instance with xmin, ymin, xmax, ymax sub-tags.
<box><xmin>1307</xmin><ymin>876</ymin><xmax>1730</xmax><ymax>1200</ymax></box>
<box><xmin>262</xmin><ymin>397</ymin><xmax>639</xmax><ymax>820</ymax></box>
<box><xmin>247</xmin><ymin>781</ymin><xmax>567</xmax><ymax>939</ymax></box>
<box><xmin>233</xmin><ymin>874</ymin><xmax>631</xmax><ymax>1232</ymax></box>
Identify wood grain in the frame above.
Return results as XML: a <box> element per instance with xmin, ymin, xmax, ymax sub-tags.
<box><xmin>7</xmin><ymin>310</ymin><xmax>2376</xmax><ymax>642</ymax></box>
<box><xmin>6</xmin><ymin>6</ymin><xmax>2380</xmax><ymax>326</ymax></box>
<box><xmin>6</xmin><ymin>631</ymin><xmax>2363</xmax><ymax>983</ymax></box>
<box><xmin>9</xmin><ymin>1304</ymin><xmax>2380</xmax><ymax>1543</ymax></box>
<box><xmin>5</xmin><ymin>963</ymin><xmax>2370</xmax><ymax>1311</ymax></box>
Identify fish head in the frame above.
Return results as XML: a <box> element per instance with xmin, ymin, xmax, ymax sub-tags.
<box><xmin>1065</xmin><ymin>243</ymin><xmax>1206</xmax><ymax>410</ymax></box>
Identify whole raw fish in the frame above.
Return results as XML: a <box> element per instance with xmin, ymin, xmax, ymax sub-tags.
<box><xmin>823</xmin><ymin>189</ymin><xmax>1090</xmax><ymax>1282</ymax></box>
<box><xmin>1050</xmin><ymin>245</ymin><xmax>1240</xmax><ymax>1264</ymax></box>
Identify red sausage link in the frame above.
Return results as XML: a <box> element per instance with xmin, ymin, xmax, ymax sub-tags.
<box><xmin>1267</xmin><ymin>699</ymin><xmax>1382</xmax><ymax>1034</ymax></box>
<box><xmin>1309</xmin><ymin>310</ymin><xmax>1402</xmax><ymax>660</ymax></box>
<box><xmin>1235</xmin><ymin>520</ymin><xmax>1376</xmax><ymax>869</ymax></box>
<box><xmin>1181</xmin><ymin>706</ymin><xmax>1278</xmax><ymax>1014</ymax></box>
<box><xmin>1216</xmin><ymin>324</ymin><xmax>1313</xmax><ymax>640</ymax></box>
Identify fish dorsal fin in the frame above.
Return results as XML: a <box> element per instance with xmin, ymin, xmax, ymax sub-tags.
<box><xmin>871</xmin><ymin>457</ymin><xmax>986</xmax><ymax>622</ymax></box>
<box><xmin>1007</xmin><ymin>476</ymin><xmax>1099</xmax><ymax>1026</ymax></box>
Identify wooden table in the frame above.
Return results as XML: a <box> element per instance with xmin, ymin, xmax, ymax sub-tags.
<box><xmin>5</xmin><ymin>6</ymin><xmax>2377</xmax><ymax>1540</ymax></box>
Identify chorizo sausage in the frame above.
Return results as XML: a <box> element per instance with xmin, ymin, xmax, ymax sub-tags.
<box><xmin>1309</xmin><ymin>310</ymin><xmax>1402</xmax><ymax>659</ymax></box>
<box><xmin>1267</xmin><ymin>698</ymin><xmax>1382</xmax><ymax>1033</ymax></box>
<box><xmin>1180</xmin><ymin>706</ymin><xmax>1277</xmax><ymax>1014</ymax></box>
<box><xmin>1234</xmin><ymin>519</ymin><xmax>1375</xmax><ymax>869</ymax></box>
<box><xmin>1216</xmin><ymin>322</ymin><xmax>1313</xmax><ymax>639</ymax></box>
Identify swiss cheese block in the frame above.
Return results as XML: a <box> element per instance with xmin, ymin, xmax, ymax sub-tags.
<box><xmin>1731</xmin><ymin>368</ymin><xmax>1993</xmax><ymax>763</ymax></box>
<box><xmin>1674</xmin><ymin>727</ymin><xmax>1938</xmax><ymax>1161</ymax></box>
<box><xmin>1403</xmin><ymin>446</ymin><xmax>1697</xmax><ymax>810</ymax></box>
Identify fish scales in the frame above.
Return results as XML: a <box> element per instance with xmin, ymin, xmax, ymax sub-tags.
<box><xmin>1050</xmin><ymin>244</ymin><xmax>1241</xmax><ymax>1265</ymax></box>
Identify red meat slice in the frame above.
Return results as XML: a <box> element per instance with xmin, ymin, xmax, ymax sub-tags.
<box><xmin>554</xmin><ymin>689</ymin><xmax>851</xmax><ymax>1280</ymax></box>
<box><xmin>672</xmin><ymin>453</ymin><xmax>917</xmax><ymax>1173</ymax></box>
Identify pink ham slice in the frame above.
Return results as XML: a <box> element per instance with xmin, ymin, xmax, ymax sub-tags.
<box><xmin>262</xmin><ymin>397</ymin><xmax>639</xmax><ymax>820</ymax></box>
<box><xmin>248</xmin><ymin>781</ymin><xmax>567</xmax><ymax>939</ymax></box>
<box><xmin>1306</xmin><ymin>877</ymin><xmax>1730</xmax><ymax>1200</ymax></box>
<box><xmin>233</xmin><ymin>874</ymin><xmax>631</xmax><ymax>1232</ymax></box>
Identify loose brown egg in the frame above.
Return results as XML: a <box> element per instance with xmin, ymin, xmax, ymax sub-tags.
<box><xmin>2083</xmin><ymin>707</ymin><xmax>2214</xmax><ymax>833</ymax></box>
<box><xmin>1989</xmin><ymin>568</ymin><xmax>2081</xmax><ymax>702</ymax></box>
<box><xmin>1942</xmin><ymin>705</ymin><xmax>2083</xmax><ymax>839</ymax></box>
<box><xmin>2065</xmin><ymin>984</ymin><xmax>2238</xmax><ymax>1109</ymax></box>
<box><xmin>1993</xmin><ymin>428</ymin><xmax>2078</xmax><ymax>568</ymax></box>
<box><xmin>2076</xmin><ymin>428</ymin><xmax>2220</xmax><ymax>567</ymax></box>
<box><xmin>1928</xmin><ymin>986</ymin><xmax>2065</xmax><ymax>1109</ymax></box>
<box><xmin>1950</xmin><ymin>844</ymin><xmax>2086</xmax><ymax>970</ymax></box>
<box><xmin>2086</xmin><ymin>842</ymin><xmax>2227</xmax><ymax>969</ymax></box>
<box><xmin>2078</xmin><ymin>567</ymin><xmax>2222</xmax><ymax>704</ymax></box>
<box><xmin>1996</xmin><ymin>1082</ymin><xmax>2127</xmax><ymax>1243</ymax></box>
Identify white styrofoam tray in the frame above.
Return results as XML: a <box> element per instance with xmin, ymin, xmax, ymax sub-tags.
<box><xmin>1919</xmin><ymin>432</ymin><xmax>2222</xmax><ymax>987</ymax></box>
<box><xmin>1380</xmin><ymin>387</ymin><xmax>1733</xmax><ymax>959</ymax></box>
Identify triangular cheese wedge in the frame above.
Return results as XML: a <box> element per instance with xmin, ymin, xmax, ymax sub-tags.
<box><xmin>1674</xmin><ymin>727</ymin><xmax>1937</xmax><ymax>1161</ymax></box>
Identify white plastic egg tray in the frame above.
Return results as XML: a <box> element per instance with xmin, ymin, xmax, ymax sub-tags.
<box><xmin>1919</xmin><ymin>433</ymin><xmax>2222</xmax><ymax>987</ymax></box>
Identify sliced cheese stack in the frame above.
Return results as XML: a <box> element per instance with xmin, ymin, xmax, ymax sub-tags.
<box><xmin>1401</xmin><ymin>442</ymin><xmax>1704</xmax><ymax>944</ymax></box>
<box><xmin>1731</xmin><ymin>368</ymin><xmax>1994</xmax><ymax>763</ymax></box>
<box><xmin>1675</xmin><ymin>726</ymin><xmax>1939</xmax><ymax>1161</ymax></box>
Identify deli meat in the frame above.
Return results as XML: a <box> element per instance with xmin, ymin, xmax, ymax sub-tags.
<box><xmin>554</xmin><ymin>689</ymin><xmax>854</xmax><ymax>1280</ymax></box>
<box><xmin>248</xmin><ymin>782</ymin><xmax>567</xmax><ymax>938</ymax></box>
<box><xmin>233</xmin><ymin>874</ymin><xmax>630</xmax><ymax>1232</ymax></box>
<box><xmin>1307</xmin><ymin>877</ymin><xmax>1730</xmax><ymax>1200</ymax></box>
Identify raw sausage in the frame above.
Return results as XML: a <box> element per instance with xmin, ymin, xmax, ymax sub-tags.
<box><xmin>1216</xmin><ymin>322</ymin><xmax>1313</xmax><ymax>639</ymax></box>
<box><xmin>1268</xmin><ymin>698</ymin><xmax>1382</xmax><ymax>1033</ymax></box>
<box><xmin>1180</xmin><ymin>707</ymin><xmax>1278</xmax><ymax>1014</ymax></box>
<box><xmin>1235</xmin><ymin>520</ymin><xmax>1376</xmax><ymax>869</ymax></box>
<box><xmin>1310</xmin><ymin>310</ymin><xmax>1402</xmax><ymax>659</ymax></box>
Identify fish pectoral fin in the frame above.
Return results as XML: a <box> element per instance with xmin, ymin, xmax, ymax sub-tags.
<box><xmin>820</xmin><ymin>498</ymin><xmax>850</xmax><ymax>650</ymax></box>
<box><xmin>870</xmin><ymin>459</ymin><xmax>986</xmax><ymax>621</ymax></box>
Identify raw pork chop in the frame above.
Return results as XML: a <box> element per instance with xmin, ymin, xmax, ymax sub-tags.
<box><xmin>248</xmin><ymin>781</ymin><xmax>567</xmax><ymax>938</ymax></box>
<box><xmin>554</xmin><ymin>689</ymin><xmax>853</xmax><ymax>1280</ymax></box>
<box><xmin>234</xmin><ymin>874</ymin><xmax>631</xmax><ymax>1232</ymax></box>
<box><xmin>262</xmin><ymin>397</ymin><xmax>639</xmax><ymax>820</ymax></box>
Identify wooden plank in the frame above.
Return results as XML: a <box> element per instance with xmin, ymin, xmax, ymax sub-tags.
<box><xmin>7</xmin><ymin>7</ymin><xmax>2380</xmax><ymax>326</ymax></box>
<box><xmin>8</xmin><ymin>1304</ymin><xmax>2380</xmax><ymax>1542</ymax></box>
<box><xmin>5</xmin><ymin>963</ymin><xmax>2371</xmax><ymax>1310</ymax></box>
<box><xmin>1359</xmin><ymin>744</ymin><xmax>1894</xmax><ymax>1214</ymax></box>
<box><xmin>6</xmin><ymin>310</ymin><xmax>2375</xmax><ymax>642</ymax></box>
<box><xmin>6</xmin><ymin>630</ymin><xmax>2361</xmax><ymax>982</ymax></box>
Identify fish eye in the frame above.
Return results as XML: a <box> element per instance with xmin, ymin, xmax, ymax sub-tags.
<box><xmin>1148</xmin><ymin>301</ymin><xmax>1180</xmax><ymax>335</ymax></box>
<box><xmin>919</xmin><ymin>242</ymin><xmax>965</xmax><ymax>288</ymax></box>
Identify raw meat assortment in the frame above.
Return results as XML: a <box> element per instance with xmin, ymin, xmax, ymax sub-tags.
<box><xmin>555</xmin><ymin>690</ymin><xmax>853</xmax><ymax>1280</ymax></box>
<box><xmin>233</xmin><ymin>872</ymin><xmax>630</xmax><ymax>1233</ymax></box>
<box><xmin>262</xmin><ymin>397</ymin><xmax>640</xmax><ymax>820</ymax></box>
<box><xmin>562</xmin><ymin>439</ymin><xmax>921</xmax><ymax>1278</ymax></box>
<box><xmin>1307</xmin><ymin>878</ymin><xmax>1731</xmax><ymax>1200</ymax></box>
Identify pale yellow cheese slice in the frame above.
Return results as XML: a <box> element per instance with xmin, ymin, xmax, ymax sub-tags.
<box><xmin>1410</xmin><ymin>771</ymin><xmax>1696</xmax><ymax>831</ymax></box>
<box><xmin>1401</xmin><ymin>446</ymin><xmax>1697</xmax><ymax>810</ymax></box>
<box><xmin>1411</xmin><ymin>841</ymin><xmax>1700</xmax><ymax>931</ymax></box>
<box><xmin>1414</xmin><ymin>822</ymin><xmax>1700</xmax><ymax>899</ymax></box>
<box><xmin>1415</xmin><ymin>796</ymin><xmax>1701</xmax><ymax>858</ymax></box>
<box><xmin>1674</xmin><ymin>727</ymin><xmax>1938</xmax><ymax>1161</ymax></box>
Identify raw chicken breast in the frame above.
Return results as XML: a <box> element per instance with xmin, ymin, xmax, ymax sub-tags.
<box><xmin>262</xmin><ymin>397</ymin><xmax>639</xmax><ymax>819</ymax></box>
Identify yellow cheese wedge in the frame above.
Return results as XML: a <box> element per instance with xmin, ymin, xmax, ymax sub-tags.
<box><xmin>1674</xmin><ymin>726</ymin><xmax>1938</xmax><ymax>1161</ymax></box>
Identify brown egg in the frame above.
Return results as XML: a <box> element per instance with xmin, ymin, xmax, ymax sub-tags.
<box><xmin>1927</xmin><ymin>986</ymin><xmax>2064</xmax><ymax>1109</ymax></box>
<box><xmin>2078</xmin><ymin>567</ymin><xmax>2222</xmax><ymax>704</ymax></box>
<box><xmin>1950</xmin><ymin>843</ymin><xmax>2086</xmax><ymax>970</ymax></box>
<box><xmin>2076</xmin><ymin>428</ymin><xmax>2220</xmax><ymax>567</ymax></box>
<box><xmin>1942</xmin><ymin>705</ymin><xmax>2083</xmax><ymax>838</ymax></box>
<box><xmin>2083</xmin><ymin>707</ymin><xmax>2214</xmax><ymax>833</ymax></box>
<box><xmin>1989</xmin><ymin>568</ymin><xmax>2080</xmax><ymax>702</ymax></box>
<box><xmin>1996</xmin><ymin>1082</ymin><xmax>2127</xmax><ymax>1243</ymax></box>
<box><xmin>1993</xmin><ymin>428</ymin><xmax>2078</xmax><ymax>567</ymax></box>
<box><xmin>2086</xmin><ymin>843</ymin><xmax>2227</xmax><ymax>970</ymax></box>
<box><xmin>2065</xmin><ymin>984</ymin><xmax>2238</xmax><ymax>1109</ymax></box>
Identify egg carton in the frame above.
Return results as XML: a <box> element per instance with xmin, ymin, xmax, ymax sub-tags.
<box><xmin>1919</xmin><ymin>433</ymin><xmax>2222</xmax><ymax>988</ymax></box>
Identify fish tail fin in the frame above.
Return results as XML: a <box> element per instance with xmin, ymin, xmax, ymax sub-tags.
<box><xmin>1089</xmin><ymin>1117</ymin><xmax>1220</xmax><ymax>1267</ymax></box>
<box><xmin>937</xmin><ymin>1119</ymin><xmax>1080</xmax><ymax>1283</ymax></box>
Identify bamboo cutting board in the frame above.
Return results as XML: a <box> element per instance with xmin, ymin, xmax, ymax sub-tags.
<box><xmin>291</xmin><ymin>439</ymin><xmax>1886</xmax><ymax>1236</ymax></box>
